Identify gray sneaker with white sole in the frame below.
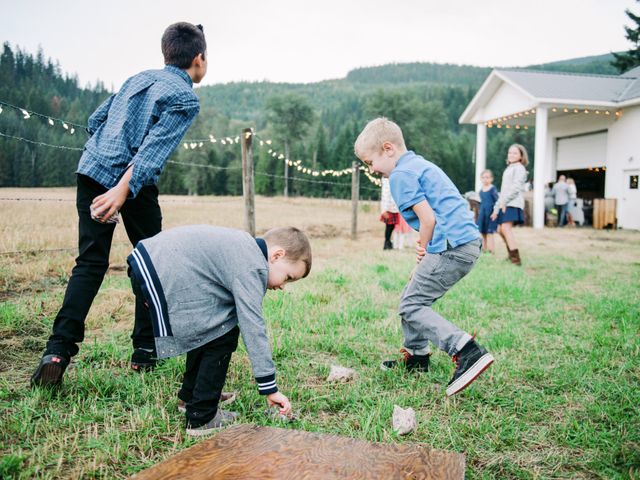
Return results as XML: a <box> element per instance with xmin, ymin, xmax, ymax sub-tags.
<box><xmin>185</xmin><ymin>409</ymin><xmax>239</xmax><ymax>437</ymax></box>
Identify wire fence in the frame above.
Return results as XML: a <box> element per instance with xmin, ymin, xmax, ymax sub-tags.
<box><xmin>0</xmin><ymin>100</ymin><xmax>383</xmax><ymax>255</ymax></box>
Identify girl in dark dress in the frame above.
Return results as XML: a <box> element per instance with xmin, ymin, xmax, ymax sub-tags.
<box><xmin>477</xmin><ymin>169</ymin><xmax>499</xmax><ymax>253</ymax></box>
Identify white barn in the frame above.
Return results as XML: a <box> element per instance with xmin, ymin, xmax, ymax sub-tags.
<box><xmin>460</xmin><ymin>66</ymin><xmax>640</xmax><ymax>230</ymax></box>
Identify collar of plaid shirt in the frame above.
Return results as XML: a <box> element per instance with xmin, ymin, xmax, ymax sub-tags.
<box><xmin>163</xmin><ymin>65</ymin><xmax>193</xmax><ymax>87</ymax></box>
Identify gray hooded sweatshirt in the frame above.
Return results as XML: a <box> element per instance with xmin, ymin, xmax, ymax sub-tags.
<box><xmin>127</xmin><ymin>225</ymin><xmax>277</xmax><ymax>395</ymax></box>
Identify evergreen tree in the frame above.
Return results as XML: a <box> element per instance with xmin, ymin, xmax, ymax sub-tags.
<box><xmin>612</xmin><ymin>1</ymin><xmax>640</xmax><ymax>73</ymax></box>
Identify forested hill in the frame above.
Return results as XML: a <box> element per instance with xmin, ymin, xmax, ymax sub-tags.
<box><xmin>197</xmin><ymin>53</ymin><xmax>619</xmax><ymax>122</ymax></box>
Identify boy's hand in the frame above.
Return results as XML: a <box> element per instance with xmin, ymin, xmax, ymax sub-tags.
<box><xmin>267</xmin><ymin>392</ymin><xmax>292</xmax><ymax>416</ymax></box>
<box><xmin>91</xmin><ymin>184</ymin><xmax>128</xmax><ymax>223</ymax></box>
<box><xmin>91</xmin><ymin>165</ymin><xmax>133</xmax><ymax>223</ymax></box>
<box><xmin>415</xmin><ymin>241</ymin><xmax>426</xmax><ymax>263</ymax></box>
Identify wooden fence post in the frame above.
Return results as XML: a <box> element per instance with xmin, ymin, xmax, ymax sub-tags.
<box><xmin>241</xmin><ymin>127</ymin><xmax>255</xmax><ymax>236</ymax></box>
<box><xmin>351</xmin><ymin>161</ymin><xmax>359</xmax><ymax>240</ymax></box>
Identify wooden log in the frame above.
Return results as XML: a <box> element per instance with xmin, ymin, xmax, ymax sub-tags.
<box><xmin>133</xmin><ymin>424</ymin><xmax>465</xmax><ymax>480</ymax></box>
<box><xmin>241</xmin><ymin>128</ymin><xmax>255</xmax><ymax>236</ymax></box>
<box><xmin>351</xmin><ymin>161</ymin><xmax>359</xmax><ymax>241</ymax></box>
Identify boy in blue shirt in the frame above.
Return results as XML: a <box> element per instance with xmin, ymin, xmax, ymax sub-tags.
<box><xmin>31</xmin><ymin>22</ymin><xmax>207</xmax><ymax>387</ymax></box>
<box><xmin>355</xmin><ymin>118</ymin><xmax>494</xmax><ymax>397</ymax></box>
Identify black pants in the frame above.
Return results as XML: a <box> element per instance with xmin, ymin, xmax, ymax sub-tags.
<box><xmin>178</xmin><ymin>327</ymin><xmax>240</xmax><ymax>428</ymax></box>
<box><xmin>45</xmin><ymin>174</ymin><xmax>162</xmax><ymax>358</ymax></box>
<box><xmin>384</xmin><ymin>223</ymin><xmax>394</xmax><ymax>249</ymax></box>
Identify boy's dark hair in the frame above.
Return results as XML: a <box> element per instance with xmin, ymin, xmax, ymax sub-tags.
<box><xmin>161</xmin><ymin>22</ymin><xmax>206</xmax><ymax>69</ymax></box>
<box><xmin>263</xmin><ymin>227</ymin><xmax>312</xmax><ymax>278</ymax></box>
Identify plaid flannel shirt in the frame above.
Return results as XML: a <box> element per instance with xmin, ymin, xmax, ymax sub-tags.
<box><xmin>77</xmin><ymin>65</ymin><xmax>200</xmax><ymax>198</ymax></box>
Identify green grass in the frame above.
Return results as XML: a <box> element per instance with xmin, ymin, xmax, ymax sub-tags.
<box><xmin>1</xmin><ymin>236</ymin><xmax>639</xmax><ymax>478</ymax></box>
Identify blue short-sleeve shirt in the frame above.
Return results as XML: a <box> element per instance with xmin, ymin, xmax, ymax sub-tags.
<box><xmin>389</xmin><ymin>151</ymin><xmax>479</xmax><ymax>253</ymax></box>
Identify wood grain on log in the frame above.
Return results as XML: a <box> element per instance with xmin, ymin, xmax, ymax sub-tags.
<box><xmin>133</xmin><ymin>424</ymin><xmax>465</xmax><ymax>480</ymax></box>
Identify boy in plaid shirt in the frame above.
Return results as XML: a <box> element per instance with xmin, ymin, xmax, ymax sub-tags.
<box><xmin>31</xmin><ymin>22</ymin><xmax>208</xmax><ymax>387</ymax></box>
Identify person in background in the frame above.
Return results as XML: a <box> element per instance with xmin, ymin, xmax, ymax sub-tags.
<box><xmin>552</xmin><ymin>175</ymin><xmax>570</xmax><ymax>227</ymax></box>
<box><xmin>380</xmin><ymin>177</ymin><xmax>399</xmax><ymax>250</ymax></box>
<box><xmin>476</xmin><ymin>169</ymin><xmax>499</xmax><ymax>254</ymax></box>
<box><xmin>491</xmin><ymin>144</ymin><xmax>528</xmax><ymax>266</ymax></box>
<box><xmin>566</xmin><ymin>178</ymin><xmax>578</xmax><ymax>227</ymax></box>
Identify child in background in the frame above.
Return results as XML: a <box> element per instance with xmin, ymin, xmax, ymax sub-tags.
<box><xmin>393</xmin><ymin>215</ymin><xmax>413</xmax><ymax>249</ymax></box>
<box><xmin>380</xmin><ymin>177</ymin><xmax>400</xmax><ymax>250</ymax></box>
<box><xmin>355</xmin><ymin>117</ymin><xmax>493</xmax><ymax>397</ymax></box>
<box><xmin>127</xmin><ymin>225</ymin><xmax>311</xmax><ymax>436</ymax></box>
<box><xmin>491</xmin><ymin>144</ymin><xmax>528</xmax><ymax>266</ymax></box>
<box><xmin>477</xmin><ymin>169</ymin><xmax>499</xmax><ymax>254</ymax></box>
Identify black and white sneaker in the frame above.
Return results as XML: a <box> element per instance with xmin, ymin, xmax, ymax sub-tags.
<box><xmin>446</xmin><ymin>340</ymin><xmax>494</xmax><ymax>397</ymax></box>
<box><xmin>381</xmin><ymin>348</ymin><xmax>430</xmax><ymax>372</ymax></box>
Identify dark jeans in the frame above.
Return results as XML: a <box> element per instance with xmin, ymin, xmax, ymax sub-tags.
<box><xmin>178</xmin><ymin>327</ymin><xmax>240</xmax><ymax>428</ymax></box>
<box><xmin>45</xmin><ymin>174</ymin><xmax>162</xmax><ymax>358</ymax></box>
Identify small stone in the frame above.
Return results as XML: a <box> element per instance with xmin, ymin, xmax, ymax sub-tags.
<box><xmin>264</xmin><ymin>406</ymin><xmax>296</xmax><ymax>423</ymax></box>
<box><xmin>392</xmin><ymin>405</ymin><xmax>417</xmax><ymax>435</ymax></box>
<box><xmin>326</xmin><ymin>365</ymin><xmax>356</xmax><ymax>383</ymax></box>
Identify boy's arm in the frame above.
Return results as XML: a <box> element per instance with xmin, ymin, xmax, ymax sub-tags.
<box><xmin>87</xmin><ymin>94</ymin><xmax>115</xmax><ymax>136</ymax></box>
<box><xmin>231</xmin><ymin>271</ymin><xmax>279</xmax><ymax>395</ymax></box>
<box><xmin>127</xmin><ymin>95</ymin><xmax>200</xmax><ymax>198</ymax></box>
<box><xmin>412</xmin><ymin>199</ymin><xmax>436</xmax><ymax>262</ymax></box>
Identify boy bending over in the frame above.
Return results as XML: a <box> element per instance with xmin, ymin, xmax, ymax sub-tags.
<box><xmin>127</xmin><ymin>225</ymin><xmax>311</xmax><ymax>435</ymax></box>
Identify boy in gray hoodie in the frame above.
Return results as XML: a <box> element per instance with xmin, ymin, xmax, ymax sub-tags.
<box><xmin>127</xmin><ymin>225</ymin><xmax>312</xmax><ymax>436</ymax></box>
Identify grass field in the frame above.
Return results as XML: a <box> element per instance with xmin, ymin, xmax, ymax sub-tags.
<box><xmin>1</xmin><ymin>189</ymin><xmax>639</xmax><ymax>479</ymax></box>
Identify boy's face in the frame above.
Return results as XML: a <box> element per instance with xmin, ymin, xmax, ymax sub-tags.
<box><xmin>267</xmin><ymin>248</ymin><xmax>307</xmax><ymax>290</ymax></box>
<box><xmin>192</xmin><ymin>52</ymin><xmax>208</xmax><ymax>83</ymax></box>
<box><xmin>359</xmin><ymin>142</ymin><xmax>398</xmax><ymax>178</ymax></box>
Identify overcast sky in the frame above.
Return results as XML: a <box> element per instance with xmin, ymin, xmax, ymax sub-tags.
<box><xmin>0</xmin><ymin>0</ymin><xmax>636</xmax><ymax>90</ymax></box>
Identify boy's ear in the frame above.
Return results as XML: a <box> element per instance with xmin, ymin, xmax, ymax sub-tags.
<box><xmin>382</xmin><ymin>141</ymin><xmax>394</xmax><ymax>153</ymax></box>
<box><xmin>269</xmin><ymin>247</ymin><xmax>286</xmax><ymax>262</ymax></box>
<box><xmin>192</xmin><ymin>53</ymin><xmax>205</xmax><ymax>68</ymax></box>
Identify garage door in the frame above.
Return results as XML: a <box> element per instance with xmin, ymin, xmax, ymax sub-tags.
<box><xmin>556</xmin><ymin>131</ymin><xmax>607</xmax><ymax>171</ymax></box>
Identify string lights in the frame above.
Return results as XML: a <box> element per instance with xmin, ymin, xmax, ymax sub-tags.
<box><xmin>484</xmin><ymin>106</ymin><xmax>622</xmax><ymax>129</ymax></box>
<box><xmin>0</xmin><ymin>100</ymin><xmax>79</xmax><ymax>135</ymax></box>
<box><xmin>0</xmin><ymin>99</ymin><xmax>384</xmax><ymax>188</ymax></box>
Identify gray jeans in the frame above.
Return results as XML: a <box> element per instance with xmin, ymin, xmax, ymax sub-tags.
<box><xmin>399</xmin><ymin>238</ymin><xmax>481</xmax><ymax>357</ymax></box>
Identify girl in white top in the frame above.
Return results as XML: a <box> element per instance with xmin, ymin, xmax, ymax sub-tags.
<box><xmin>491</xmin><ymin>144</ymin><xmax>529</xmax><ymax>266</ymax></box>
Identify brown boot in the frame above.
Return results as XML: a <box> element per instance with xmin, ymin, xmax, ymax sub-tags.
<box><xmin>509</xmin><ymin>249</ymin><xmax>522</xmax><ymax>266</ymax></box>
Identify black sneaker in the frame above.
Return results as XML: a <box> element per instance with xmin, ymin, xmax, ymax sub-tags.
<box><xmin>446</xmin><ymin>340</ymin><xmax>494</xmax><ymax>397</ymax></box>
<box><xmin>31</xmin><ymin>353</ymin><xmax>70</xmax><ymax>388</ymax></box>
<box><xmin>380</xmin><ymin>348</ymin><xmax>430</xmax><ymax>372</ymax></box>
<box><xmin>130</xmin><ymin>348</ymin><xmax>157</xmax><ymax>372</ymax></box>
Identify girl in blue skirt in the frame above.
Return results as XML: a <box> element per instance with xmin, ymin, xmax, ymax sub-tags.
<box><xmin>477</xmin><ymin>170</ymin><xmax>499</xmax><ymax>253</ymax></box>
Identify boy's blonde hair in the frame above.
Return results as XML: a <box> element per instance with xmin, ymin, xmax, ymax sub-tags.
<box><xmin>508</xmin><ymin>144</ymin><xmax>529</xmax><ymax>167</ymax></box>
<box><xmin>354</xmin><ymin>117</ymin><xmax>406</xmax><ymax>158</ymax></box>
<box><xmin>263</xmin><ymin>227</ymin><xmax>312</xmax><ymax>277</ymax></box>
<box><xmin>481</xmin><ymin>169</ymin><xmax>494</xmax><ymax>178</ymax></box>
